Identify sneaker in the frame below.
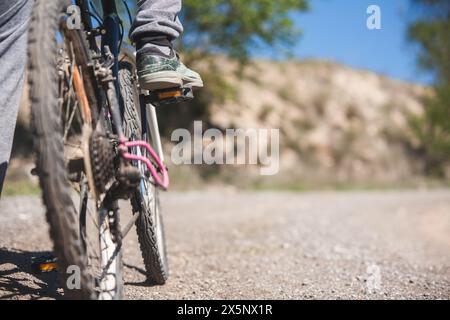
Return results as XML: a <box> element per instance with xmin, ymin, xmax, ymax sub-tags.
<box><xmin>136</xmin><ymin>51</ymin><xmax>204</xmax><ymax>91</ymax></box>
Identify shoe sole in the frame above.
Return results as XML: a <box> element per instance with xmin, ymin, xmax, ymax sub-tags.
<box><xmin>182</xmin><ymin>77</ymin><xmax>204</xmax><ymax>89</ymax></box>
<box><xmin>140</xmin><ymin>71</ymin><xmax>204</xmax><ymax>91</ymax></box>
<box><xmin>139</xmin><ymin>71</ymin><xmax>183</xmax><ymax>91</ymax></box>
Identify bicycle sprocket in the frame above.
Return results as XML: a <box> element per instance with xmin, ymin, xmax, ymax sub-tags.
<box><xmin>89</xmin><ymin>133</ymin><xmax>116</xmax><ymax>194</ymax></box>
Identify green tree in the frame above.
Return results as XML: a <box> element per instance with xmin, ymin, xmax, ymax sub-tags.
<box><xmin>409</xmin><ymin>0</ymin><xmax>450</xmax><ymax>175</ymax></box>
<box><xmin>111</xmin><ymin>0</ymin><xmax>308</xmax><ymax>61</ymax></box>
<box><xmin>181</xmin><ymin>0</ymin><xmax>308</xmax><ymax>61</ymax></box>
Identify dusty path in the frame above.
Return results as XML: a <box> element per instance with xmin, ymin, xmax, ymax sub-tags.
<box><xmin>0</xmin><ymin>190</ymin><xmax>449</xmax><ymax>300</ymax></box>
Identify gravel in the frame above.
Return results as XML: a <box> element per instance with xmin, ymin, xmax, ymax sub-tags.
<box><xmin>0</xmin><ymin>190</ymin><xmax>449</xmax><ymax>300</ymax></box>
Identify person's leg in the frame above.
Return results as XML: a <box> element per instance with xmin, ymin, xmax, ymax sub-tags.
<box><xmin>130</xmin><ymin>0</ymin><xmax>183</xmax><ymax>56</ymax></box>
<box><xmin>0</xmin><ymin>0</ymin><xmax>33</xmax><ymax>196</ymax></box>
<box><xmin>130</xmin><ymin>0</ymin><xmax>203</xmax><ymax>91</ymax></box>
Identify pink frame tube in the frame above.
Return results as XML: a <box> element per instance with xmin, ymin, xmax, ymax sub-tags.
<box><xmin>120</xmin><ymin>139</ymin><xmax>169</xmax><ymax>190</ymax></box>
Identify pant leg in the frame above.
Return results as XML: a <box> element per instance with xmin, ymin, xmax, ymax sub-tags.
<box><xmin>0</xmin><ymin>0</ymin><xmax>33</xmax><ymax>196</ymax></box>
<box><xmin>130</xmin><ymin>0</ymin><xmax>183</xmax><ymax>51</ymax></box>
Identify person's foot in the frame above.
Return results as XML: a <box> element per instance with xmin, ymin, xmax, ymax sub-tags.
<box><xmin>136</xmin><ymin>50</ymin><xmax>203</xmax><ymax>91</ymax></box>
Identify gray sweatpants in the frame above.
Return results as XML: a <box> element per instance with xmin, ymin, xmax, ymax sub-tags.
<box><xmin>0</xmin><ymin>0</ymin><xmax>33</xmax><ymax>195</ymax></box>
<box><xmin>131</xmin><ymin>0</ymin><xmax>182</xmax><ymax>40</ymax></box>
<box><xmin>0</xmin><ymin>0</ymin><xmax>183</xmax><ymax>195</ymax></box>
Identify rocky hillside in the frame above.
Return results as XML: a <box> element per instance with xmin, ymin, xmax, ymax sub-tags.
<box><xmin>192</xmin><ymin>58</ymin><xmax>430</xmax><ymax>186</ymax></box>
<box><xmin>12</xmin><ymin>59</ymin><xmax>431</xmax><ymax>191</ymax></box>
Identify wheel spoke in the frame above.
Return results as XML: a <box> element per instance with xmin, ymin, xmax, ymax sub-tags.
<box><xmin>64</xmin><ymin>101</ymin><xmax>78</xmax><ymax>141</ymax></box>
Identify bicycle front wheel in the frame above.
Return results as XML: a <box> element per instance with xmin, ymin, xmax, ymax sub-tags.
<box><xmin>118</xmin><ymin>62</ymin><xmax>169</xmax><ymax>285</ymax></box>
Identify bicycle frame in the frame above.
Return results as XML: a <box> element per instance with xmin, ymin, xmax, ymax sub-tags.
<box><xmin>74</xmin><ymin>0</ymin><xmax>169</xmax><ymax>190</ymax></box>
<box><xmin>75</xmin><ymin>0</ymin><xmax>120</xmax><ymax>78</ymax></box>
<box><xmin>101</xmin><ymin>0</ymin><xmax>120</xmax><ymax>80</ymax></box>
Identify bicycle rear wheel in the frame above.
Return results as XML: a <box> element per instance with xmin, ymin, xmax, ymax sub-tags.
<box><xmin>28</xmin><ymin>0</ymin><xmax>122</xmax><ymax>300</ymax></box>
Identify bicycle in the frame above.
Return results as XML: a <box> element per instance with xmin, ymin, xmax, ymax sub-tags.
<box><xmin>27</xmin><ymin>0</ymin><xmax>193</xmax><ymax>299</ymax></box>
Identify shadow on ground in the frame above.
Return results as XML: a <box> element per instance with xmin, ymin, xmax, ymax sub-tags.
<box><xmin>0</xmin><ymin>248</ymin><xmax>61</xmax><ymax>300</ymax></box>
<box><xmin>123</xmin><ymin>262</ymin><xmax>163</xmax><ymax>287</ymax></box>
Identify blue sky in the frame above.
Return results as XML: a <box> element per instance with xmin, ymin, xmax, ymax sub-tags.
<box><xmin>289</xmin><ymin>0</ymin><xmax>432</xmax><ymax>84</ymax></box>
<box><xmin>120</xmin><ymin>0</ymin><xmax>431</xmax><ymax>84</ymax></box>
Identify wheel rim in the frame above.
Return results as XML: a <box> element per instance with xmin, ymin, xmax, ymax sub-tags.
<box><xmin>57</xmin><ymin>27</ymin><xmax>121</xmax><ymax>299</ymax></box>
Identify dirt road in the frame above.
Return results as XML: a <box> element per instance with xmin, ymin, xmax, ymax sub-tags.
<box><xmin>0</xmin><ymin>190</ymin><xmax>449</xmax><ymax>300</ymax></box>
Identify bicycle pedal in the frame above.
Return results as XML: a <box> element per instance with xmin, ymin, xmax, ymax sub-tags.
<box><xmin>144</xmin><ymin>86</ymin><xmax>194</xmax><ymax>107</ymax></box>
<box><xmin>31</xmin><ymin>255</ymin><xmax>58</xmax><ymax>274</ymax></box>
